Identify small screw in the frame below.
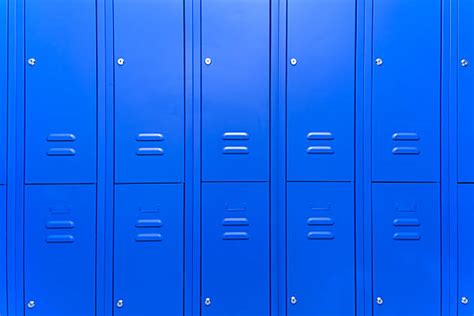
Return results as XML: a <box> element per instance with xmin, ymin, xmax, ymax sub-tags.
<box><xmin>461</xmin><ymin>297</ymin><xmax>469</xmax><ymax>305</ymax></box>
<box><xmin>28</xmin><ymin>58</ymin><xmax>36</xmax><ymax>66</ymax></box>
<box><xmin>290</xmin><ymin>296</ymin><xmax>297</xmax><ymax>305</ymax></box>
<box><xmin>117</xmin><ymin>58</ymin><xmax>125</xmax><ymax>66</ymax></box>
<box><xmin>204</xmin><ymin>57</ymin><xmax>212</xmax><ymax>65</ymax></box>
<box><xmin>116</xmin><ymin>299</ymin><xmax>124</xmax><ymax>308</ymax></box>
<box><xmin>27</xmin><ymin>300</ymin><xmax>35</xmax><ymax>309</ymax></box>
<box><xmin>376</xmin><ymin>297</ymin><xmax>384</xmax><ymax>305</ymax></box>
<box><xmin>375</xmin><ymin>58</ymin><xmax>383</xmax><ymax>66</ymax></box>
<box><xmin>290</xmin><ymin>58</ymin><xmax>298</xmax><ymax>66</ymax></box>
<box><xmin>461</xmin><ymin>59</ymin><xmax>469</xmax><ymax>67</ymax></box>
<box><xmin>204</xmin><ymin>297</ymin><xmax>211</xmax><ymax>306</ymax></box>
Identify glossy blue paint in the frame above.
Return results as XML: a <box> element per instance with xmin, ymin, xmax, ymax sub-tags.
<box><xmin>201</xmin><ymin>182</ymin><xmax>270</xmax><ymax>316</ymax></box>
<box><xmin>24</xmin><ymin>0</ymin><xmax>97</xmax><ymax>184</ymax></box>
<box><xmin>459</xmin><ymin>185</ymin><xmax>474</xmax><ymax>315</ymax></box>
<box><xmin>458</xmin><ymin>0</ymin><xmax>474</xmax><ymax>183</ymax></box>
<box><xmin>372</xmin><ymin>0</ymin><xmax>441</xmax><ymax>182</ymax></box>
<box><xmin>373</xmin><ymin>183</ymin><xmax>441</xmax><ymax>316</ymax></box>
<box><xmin>0</xmin><ymin>0</ymin><xmax>6</xmax><ymax>185</ymax></box>
<box><xmin>201</xmin><ymin>0</ymin><xmax>270</xmax><ymax>182</ymax></box>
<box><xmin>287</xmin><ymin>0</ymin><xmax>356</xmax><ymax>182</ymax></box>
<box><xmin>24</xmin><ymin>185</ymin><xmax>96</xmax><ymax>316</ymax></box>
<box><xmin>114</xmin><ymin>0</ymin><xmax>185</xmax><ymax>184</ymax></box>
<box><xmin>0</xmin><ymin>185</ymin><xmax>6</xmax><ymax>316</ymax></box>
<box><xmin>287</xmin><ymin>182</ymin><xmax>355</xmax><ymax>316</ymax></box>
<box><xmin>114</xmin><ymin>184</ymin><xmax>184</xmax><ymax>315</ymax></box>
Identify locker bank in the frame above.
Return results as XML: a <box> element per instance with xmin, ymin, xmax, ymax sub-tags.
<box><xmin>0</xmin><ymin>0</ymin><xmax>472</xmax><ymax>315</ymax></box>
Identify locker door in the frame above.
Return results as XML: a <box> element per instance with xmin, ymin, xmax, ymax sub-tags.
<box><xmin>0</xmin><ymin>0</ymin><xmax>6</xmax><ymax>184</ymax></box>
<box><xmin>114</xmin><ymin>0</ymin><xmax>184</xmax><ymax>183</ymax></box>
<box><xmin>372</xmin><ymin>0</ymin><xmax>441</xmax><ymax>182</ymax></box>
<box><xmin>373</xmin><ymin>183</ymin><xmax>440</xmax><ymax>316</ymax></box>
<box><xmin>287</xmin><ymin>0</ymin><xmax>355</xmax><ymax>182</ymax></box>
<box><xmin>202</xmin><ymin>183</ymin><xmax>270</xmax><ymax>315</ymax></box>
<box><xmin>0</xmin><ymin>186</ymin><xmax>6</xmax><ymax>315</ymax></box>
<box><xmin>114</xmin><ymin>184</ymin><xmax>184</xmax><ymax>315</ymax></box>
<box><xmin>25</xmin><ymin>185</ymin><xmax>96</xmax><ymax>316</ymax></box>
<box><xmin>287</xmin><ymin>182</ymin><xmax>355</xmax><ymax>316</ymax></box>
<box><xmin>201</xmin><ymin>0</ymin><xmax>270</xmax><ymax>181</ymax></box>
<box><xmin>459</xmin><ymin>185</ymin><xmax>474</xmax><ymax>315</ymax></box>
<box><xmin>458</xmin><ymin>0</ymin><xmax>474</xmax><ymax>182</ymax></box>
<box><xmin>25</xmin><ymin>0</ymin><xmax>97</xmax><ymax>184</ymax></box>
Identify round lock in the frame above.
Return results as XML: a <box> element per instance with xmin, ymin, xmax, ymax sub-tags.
<box><xmin>375</xmin><ymin>58</ymin><xmax>383</xmax><ymax>66</ymax></box>
<box><xmin>290</xmin><ymin>58</ymin><xmax>298</xmax><ymax>66</ymax></box>
<box><xmin>461</xmin><ymin>297</ymin><xmax>469</xmax><ymax>305</ymax></box>
<box><xmin>116</xmin><ymin>299</ymin><xmax>124</xmax><ymax>308</ymax></box>
<box><xmin>117</xmin><ymin>58</ymin><xmax>125</xmax><ymax>66</ymax></box>
<box><xmin>28</xmin><ymin>58</ymin><xmax>36</xmax><ymax>66</ymax></box>
<box><xmin>376</xmin><ymin>297</ymin><xmax>384</xmax><ymax>305</ymax></box>
<box><xmin>27</xmin><ymin>300</ymin><xmax>36</xmax><ymax>309</ymax></box>
<box><xmin>290</xmin><ymin>296</ymin><xmax>297</xmax><ymax>305</ymax></box>
<box><xmin>204</xmin><ymin>58</ymin><xmax>212</xmax><ymax>65</ymax></box>
<box><xmin>461</xmin><ymin>59</ymin><xmax>469</xmax><ymax>67</ymax></box>
<box><xmin>204</xmin><ymin>297</ymin><xmax>212</xmax><ymax>306</ymax></box>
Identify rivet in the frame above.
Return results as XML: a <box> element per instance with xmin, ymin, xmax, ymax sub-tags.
<box><xmin>204</xmin><ymin>57</ymin><xmax>212</xmax><ymax>65</ymax></box>
<box><xmin>116</xmin><ymin>299</ymin><xmax>124</xmax><ymax>308</ymax></box>
<box><xmin>28</xmin><ymin>58</ymin><xmax>36</xmax><ymax>66</ymax></box>
<box><xmin>461</xmin><ymin>296</ymin><xmax>469</xmax><ymax>305</ymax></box>
<box><xmin>117</xmin><ymin>58</ymin><xmax>125</xmax><ymax>66</ymax></box>
<box><xmin>290</xmin><ymin>296</ymin><xmax>297</xmax><ymax>305</ymax></box>
<box><xmin>204</xmin><ymin>297</ymin><xmax>212</xmax><ymax>306</ymax></box>
<box><xmin>290</xmin><ymin>58</ymin><xmax>298</xmax><ymax>66</ymax></box>
<box><xmin>376</xmin><ymin>297</ymin><xmax>384</xmax><ymax>305</ymax></box>
<box><xmin>27</xmin><ymin>300</ymin><xmax>36</xmax><ymax>309</ymax></box>
<box><xmin>461</xmin><ymin>59</ymin><xmax>469</xmax><ymax>67</ymax></box>
<box><xmin>375</xmin><ymin>58</ymin><xmax>383</xmax><ymax>66</ymax></box>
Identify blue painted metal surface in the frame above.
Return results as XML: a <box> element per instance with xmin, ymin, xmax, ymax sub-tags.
<box><xmin>0</xmin><ymin>0</ymin><xmax>472</xmax><ymax>316</ymax></box>
<box><xmin>114</xmin><ymin>184</ymin><xmax>184</xmax><ymax>315</ymax></box>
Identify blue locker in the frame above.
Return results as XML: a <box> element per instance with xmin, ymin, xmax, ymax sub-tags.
<box><xmin>287</xmin><ymin>0</ymin><xmax>355</xmax><ymax>182</ymax></box>
<box><xmin>114</xmin><ymin>0</ymin><xmax>185</xmax><ymax>183</ymax></box>
<box><xmin>25</xmin><ymin>0</ymin><xmax>97</xmax><ymax>184</ymax></box>
<box><xmin>287</xmin><ymin>182</ymin><xmax>355</xmax><ymax>316</ymax></box>
<box><xmin>0</xmin><ymin>186</ymin><xmax>6</xmax><ymax>316</ymax></box>
<box><xmin>372</xmin><ymin>0</ymin><xmax>441</xmax><ymax>182</ymax></box>
<box><xmin>24</xmin><ymin>185</ymin><xmax>96</xmax><ymax>316</ymax></box>
<box><xmin>114</xmin><ymin>184</ymin><xmax>184</xmax><ymax>315</ymax></box>
<box><xmin>459</xmin><ymin>185</ymin><xmax>474</xmax><ymax>315</ymax></box>
<box><xmin>373</xmin><ymin>183</ymin><xmax>440</xmax><ymax>316</ymax></box>
<box><xmin>202</xmin><ymin>183</ymin><xmax>270</xmax><ymax>316</ymax></box>
<box><xmin>458</xmin><ymin>0</ymin><xmax>474</xmax><ymax>183</ymax></box>
<box><xmin>0</xmin><ymin>0</ymin><xmax>6</xmax><ymax>185</ymax></box>
<box><xmin>201</xmin><ymin>0</ymin><xmax>270</xmax><ymax>182</ymax></box>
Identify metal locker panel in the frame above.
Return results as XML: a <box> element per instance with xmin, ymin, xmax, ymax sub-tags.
<box><xmin>202</xmin><ymin>182</ymin><xmax>270</xmax><ymax>316</ymax></box>
<box><xmin>372</xmin><ymin>0</ymin><xmax>441</xmax><ymax>182</ymax></box>
<box><xmin>114</xmin><ymin>184</ymin><xmax>184</xmax><ymax>315</ymax></box>
<box><xmin>201</xmin><ymin>0</ymin><xmax>270</xmax><ymax>181</ymax></box>
<box><xmin>458</xmin><ymin>0</ymin><xmax>474</xmax><ymax>182</ymax></box>
<box><xmin>24</xmin><ymin>185</ymin><xmax>96</xmax><ymax>316</ymax></box>
<box><xmin>0</xmin><ymin>0</ymin><xmax>6</xmax><ymax>185</ymax></box>
<box><xmin>459</xmin><ymin>185</ymin><xmax>474</xmax><ymax>315</ymax></box>
<box><xmin>0</xmin><ymin>186</ymin><xmax>6</xmax><ymax>315</ymax></box>
<box><xmin>25</xmin><ymin>0</ymin><xmax>97</xmax><ymax>184</ymax></box>
<box><xmin>373</xmin><ymin>183</ymin><xmax>440</xmax><ymax>316</ymax></box>
<box><xmin>287</xmin><ymin>0</ymin><xmax>355</xmax><ymax>182</ymax></box>
<box><xmin>114</xmin><ymin>0</ymin><xmax>184</xmax><ymax>183</ymax></box>
<box><xmin>287</xmin><ymin>182</ymin><xmax>355</xmax><ymax>316</ymax></box>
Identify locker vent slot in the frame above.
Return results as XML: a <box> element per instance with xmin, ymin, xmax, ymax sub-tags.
<box><xmin>306</xmin><ymin>132</ymin><xmax>334</xmax><ymax>140</ymax></box>
<box><xmin>46</xmin><ymin>234</ymin><xmax>75</xmax><ymax>243</ymax></box>
<box><xmin>136</xmin><ymin>147</ymin><xmax>165</xmax><ymax>155</ymax></box>
<box><xmin>222</xmin><ymin>218</ymin><xmax>249</xmax><ymax>226</ymax></box>
<box><xmin>393</xmin><ymin>218</ymin><xmax>420</xmax><ymax>226</ymax></box>
<box><xmin>392</xmin><ymin>132</ymin><xmax>420</xmax><ymax>141</ymax></box>
<box><xmin>393</xmin><ymin>232</ymin><xmax>421</xmax><ymax>240</ymax></box>
<box><xmin>46</xmin><ymin>220</ymin><xmax>75</xmax><ymax>229</ymax></box>
<box><xmin>307</xmin><ymin>231</ymin><xmax>334</xmax><ymax>240</ymax></box>
<box><xmin>47</xmin><ymin>148</ymin><xmax>76</xmax><ymax>156</ymax></box>
<box><xmin>136</xmin><ymin>133</ymin><xmax>164</xmax><ymax>141</ymax></box>
<box><xmin>135</xmin><ymin>233</ymin><xmax>163</xmax><ymax>242</ymax></box>
<box><xmin>223</xmin><ymin>146</ymin><xmax>249</xmax><ymax>154</ymax></box>
<box><xmin>306</xmin><ymin>146</ymin><xmax>334</xmax><ymax>154</ymax></box>
<box><xmin>222</xmin><ymin>132</ymin><xmax>250</xmax><ymax>140</ymax></box>
<box><xmin>47</xmin><ymin>133</ymin><xmax>77</xmax><ymax>142</ymax></box>
<box><xmin>392</xmin><ymin>147</ymin><xmax>420</xmax><ymax>155</ymax></box>
<box><xmin>135</xmin><ymin>219</ymin><xmax>163</xmax><ymax>228</ymax></box>
<box><xmin>222</xmin><ymin>232</ymin><xmax>249</xmax><ymax>240</ymax></box>
<box><xmin>307</xmin><ymin>217</ymin><xmax>334</xmax><ymax>226</ymax></box>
